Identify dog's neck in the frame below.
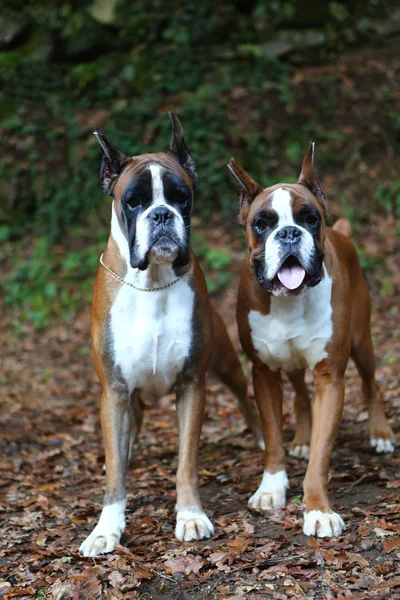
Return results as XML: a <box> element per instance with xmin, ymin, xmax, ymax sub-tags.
<box><xmin>109</xmin><ymin>202</ymin><xmax>186</xmax><ymax>288</ymax></box>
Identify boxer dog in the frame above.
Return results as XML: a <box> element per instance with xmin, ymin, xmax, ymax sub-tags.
<box><xmin>79</xmin><ymin>113</ymin><xmax>262</xmax><ymax>557</ymax></box>
<box><xmin>228</xmin><ymin>145</ymin><xmax>395</xmax><ymax>537</ymax></box>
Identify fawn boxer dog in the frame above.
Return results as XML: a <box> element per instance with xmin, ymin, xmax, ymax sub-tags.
<box><xmin>79</xmin><ymin>113</ymin><xmax>262</xmax><ymax>557</ymax></box>
<box><xmin>228</xmin><ymin>145</ymin><xmax>395</xmax><ymax>537</ymax></box>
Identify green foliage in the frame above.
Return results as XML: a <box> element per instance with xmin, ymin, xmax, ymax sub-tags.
<box><xmin>193</xmin><ymin>232</ymin><xmax>233</xmax><ymax>294</ymax></box>
<box><xmin>1</xmin><ymin>227</ymin><xmax>233</xmax><ymax>328</ymax></box>
<box><xmin>1</xmin><ymin>233</ymin><xmax>105</xmax><ymax>329</ymax></box>
<box><xmin>1</xmin><ymin>0</ymin><xmax>399</xmax><ymax>327</ymax></box>
<box><xmin>354</xmin><ymin>243</ymin><xmax>384</xmax><ymax>272</ymax></box>
<box><xmin>1</xmin><ymin>0</ymin><xmax>396</xmax><ymax>240</ymax></box>
<box><xmin>374</xmin><ymin>178</ymin><xmax>400</xmax><ymax>217</ymax></box>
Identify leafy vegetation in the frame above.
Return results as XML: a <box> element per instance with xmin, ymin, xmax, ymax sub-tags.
<box><xmin>1</xmin><ymin>0</ymin><xmax>400</xmax><ymax>327</ymax></box>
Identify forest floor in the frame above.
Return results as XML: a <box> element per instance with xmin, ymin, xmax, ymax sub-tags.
<box><xmin>1</xmin><ymin>209</ymin><xmax>400</xmax><ymax>599</ymax></box>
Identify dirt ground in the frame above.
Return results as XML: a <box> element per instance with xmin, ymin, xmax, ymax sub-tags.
<box><xmin>1</xmin><ymin>213</ymin><xmax>400</xmax><ymax>600</ymax></box>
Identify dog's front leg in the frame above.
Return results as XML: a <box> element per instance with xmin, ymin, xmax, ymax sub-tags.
<box><xmin>80</xmin><ymin>386</ymin><xmax>132</xmax><ymax>557</ymax></box>
<box><xmin>248</xmin><ymin>364</ymin><xmax>289</xmax><ymax>510</ymax></box>
<box><xmin>175</xmin><ymin>378</ymin><xmax>214</xmax><ymax>542</ymax></box>
<box><xmin>303</xmin><ymin>366</ymin><xmax>345</xmax><ymax>538</ymax></box>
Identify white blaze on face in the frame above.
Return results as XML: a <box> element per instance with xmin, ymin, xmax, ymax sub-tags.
<box><xmin>263</xmin><ymin>188</ymin><xmax>315</xmax><ymax>282</ymax></box>
<box><xmin>135</xmin><ymin>164</ymin><xmax>185</xmax><ymax>262</ymax></box>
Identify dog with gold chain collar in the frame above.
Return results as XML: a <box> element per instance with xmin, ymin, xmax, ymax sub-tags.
<box><xmin>79</xmin><ymin>113</ymin><xmax>262</xmax><ymax>557</ymax></box>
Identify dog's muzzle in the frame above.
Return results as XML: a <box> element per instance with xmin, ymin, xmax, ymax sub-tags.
<box><xmin>274</xmin><ymin>227</ymin><xmax>306</xmax><ymax>290</ymax></box>
<box><xmin>147</xmin><ymin>206</ymin><xmax>189</xmax><ymax>267</ymax></box>
<box><xmin>254</xmin><ymin>225</ymin><xmax>322</xmax><ymax>294</ymax></box>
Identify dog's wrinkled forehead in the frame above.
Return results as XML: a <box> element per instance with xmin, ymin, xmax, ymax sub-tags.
<box><xmin>249</xmin><ymin>183</ymin><xmax>324</xmax><ymax>224</ymax></box>
<box><xmin>113</xmin><ymin>153</ymin><xmax>194</xmax><ymax>204</ymax></box>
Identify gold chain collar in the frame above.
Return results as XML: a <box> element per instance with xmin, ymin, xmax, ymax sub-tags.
<box><xmin>99</xmin><ymin>253</ymin><xmax>184</xmax><ymax>292</ymax></box>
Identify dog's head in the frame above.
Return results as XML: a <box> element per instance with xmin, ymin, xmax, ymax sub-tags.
<box><xmin>228</xmin><ymin>144</ymin><xmax>327</xmax><ymax>296</ymax></box>
<box><xmin>95</xmin><ymin>113</ymin><xmax>198</xmax><ymax>271</ymax></box>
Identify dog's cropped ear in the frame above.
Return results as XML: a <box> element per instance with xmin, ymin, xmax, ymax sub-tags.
<box><xmin>94</xmin><ymin>130</ymin><xmax>130</xmax><ymax>196</ymax></box>
<box><xmin>298</xmin><ymin>142</ymin><xmax>326</xmax><ymax>206</ymax></box>
<box><xmin>227</xmin><ymin>158</ymin><xmax>263</xmax><ymax>224</ymax></box>
<box><xmin>168</xmin><ymin>112</ymin><xmax>199</xmax><ymax>186</ymax></box>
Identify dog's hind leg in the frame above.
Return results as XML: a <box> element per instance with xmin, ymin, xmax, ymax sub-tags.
<box><xmin>287</xmin><ymin>369</ymin><xmax>311</xmax><ymax>460</ymax></box>
<box><xmin>350</xmin><ymin>275</ymin><xmax>395</xmax><ymax>453</ymax></box>
<box><xmin>210</xmin><ymin>305</ymin><xmax>264</xmax><ymax>450</ymax></box>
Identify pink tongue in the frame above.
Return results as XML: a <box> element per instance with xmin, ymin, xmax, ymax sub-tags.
<box><xmin>277</xmin><ymin>264</ymin><xmax>306</xmax><ymax>290</ymax></box>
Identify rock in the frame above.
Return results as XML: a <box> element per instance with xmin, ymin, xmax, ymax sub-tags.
<box><xmin>0</xmin><ymin>16</ymin><xmax>30</xmax><ymax>48</ymax></box>
<box><xmin>89</xmin><ymin>0</ymin><xmax>119</xmax><ymax>25</ymax></box>
<box><xmin>261</xmin><ymin>29</ymin><xmax>326</xmax><ymax>58</ymax></box>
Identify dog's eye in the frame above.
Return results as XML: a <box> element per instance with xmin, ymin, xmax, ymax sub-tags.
<box><xmin>255</xmin><ymin>219</ymin><xmax>269</xmax><ymax>232</ymax></box>
<box><xmin>174</xmin><ymin>190</ymin><xmax>189</xmax><ymax>205</ymax></box>
<box><xmin>305</xmin><ymin>214</ymin><xmax>318</xmax><ymax>226</ymax></box>
<box><xmin>126</xmin><ymin>195</ymin><xmax>141</xmax><ymax>209</ymax></box>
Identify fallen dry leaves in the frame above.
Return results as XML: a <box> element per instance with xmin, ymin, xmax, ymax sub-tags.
<box><xmin>1</xmin><ymin>206</ymin><xmax>400</xmax><ymax>596</ymax></box>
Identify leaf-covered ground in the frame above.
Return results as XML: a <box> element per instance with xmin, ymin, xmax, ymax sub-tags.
<box><xmin>1</xmin><ymin>214</ymin><xmax>399</xmax><ymax>600</ymax></box>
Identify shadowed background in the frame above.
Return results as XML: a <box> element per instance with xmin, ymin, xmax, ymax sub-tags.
<box><xmin>1</xmin><ymin>0</ymin><xmax>400</xmax><ymax>328</ymax></box>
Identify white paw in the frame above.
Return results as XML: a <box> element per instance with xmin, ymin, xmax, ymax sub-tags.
<box><xmin>248</xmin><ymin>470</ymin><xmax>289</xmax><ymax>510</ymax></box>
<box><xmin>79</xmin><ymin>529</ymin><xmax>121</xmax><ymax>557</ymax></box>
<box><xmin>370</xmin><ymin>438</ymin><xmax>395</xmax><ymax>453</ymax></box>
<box><xmin>175</xmin><ymin>509</ymin><xmax>214</xmax><ymax>542</ymax></box>
<box><xmin>79</xmin><ymin>500</ymin><xmax>126</xmax><ymax>557</ymax></box>
<box><xmin>289</xmin><ymin>444</ymin><xmax>310</xmax><ymax>460</ymax></box>
<box><xmin>303</xmin><ymin>510</ymin><xmax>345</xmax><ymax>537</ymax></box>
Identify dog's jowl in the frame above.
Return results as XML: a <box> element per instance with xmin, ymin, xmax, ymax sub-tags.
<box><xmin>79</xmin><ymin>113</ymin><xmax>262</xmax><ymax>557</ymax></box>
<box><xmin>228</xmin><ymin>144</ymin><xmax>395</xmax><ymax>538</ymax></box>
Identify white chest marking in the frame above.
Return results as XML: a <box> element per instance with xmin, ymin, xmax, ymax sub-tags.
<box><xmin>109</xmin><ymin>202</ymin><xmax>194</xmax><ymax>396</ymax></box>
<box><xmin>248</xmin><ymin>267</ymin><xmax>333</xmax><ymax>372</ymax></box>
<box><xmin>110</xmin><ymin>279</ymin><xmax>194</xmax><ymax>396</ymax></box>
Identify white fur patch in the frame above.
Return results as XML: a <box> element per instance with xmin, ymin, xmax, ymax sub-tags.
<box><xmin>370</xmin><ymin>438</ymin><xmax>395</xmax><ymax>453</ymax></box>
<box><xmin>111</xmin><ymin>201</ymin><xmax>130</xmax><ymax>264</ymax></box>
<box><xmin>303</xmin><ymin>510</ymin><xmax>345</xmax><ymax>537</ymax></box>
<box><xmin>79</xmin><ymin>499</ymin><xmax>126</xmax><ymax>557</ymax></box>
<box><xmin>175</xmin><ymin>509</ymin><xmax>214</xmax><ymax>542</ymax></box>
<box><xmin>289</xmin><ymin>444</ymin><xmax>310</xmax><ymax>460</ymax></box>
<box><xmin>110</xmin><ymin>276</ymin><xmax>194</xmax><ymax>396</ymax></box>
<box><xmin>149</xmin><ymin>163</ymin><xmax>164</xmax><ymax>203</ymax></box>
<box><xmin>248</xmin><ymin>470</ymin><xmax>289</xmax><ymax>510</ymax></box>
<box><xmin>272</xmin><ymin>188</ymin><xmax>294</xmax><ymax>223</ymax></box>
<box><xmin>264</xmin><ymin>188</ymin><xmax>315</xmax><ymax>282</ymax></box>
<box><xmin>248</xmin><ymin>265</ymin><xmax>333</xmax><ymax>372</ymax></box>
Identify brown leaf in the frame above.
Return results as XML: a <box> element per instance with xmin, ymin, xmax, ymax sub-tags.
<box><xmin>382</xmin><ymin>537</ymin><xmax>400</xmax><ymax>554</ymax></box>
<box><xmin>242</xmin><ymin>521</ymin><xmax>255</xmax><ymax>536</ymax></box>
<box><xmin>346</xmin><ymin>552</ymin><xmax>369</xmax><ymax>567</ymax></box>
<box><xmin>108</xmin><ymin>570</ymin><xmax>124</xmax><ymax>588</ymax></box>
<box><xmin>135</xmin><ymin>565</ymin><xmax>154</xmax><ymax>580</ymax></box>
<box><xmin>387</xmin><ymin>480</ymin><xmax>400</xmax><ymax>489</ymax></box>
<box><xmin>36</xmin><ymin>531</ymin><xmax>48</xmax><ymax>547</ymax></box>
<box><xmin>164</xmin><ymin>554</ymin><xmax>204</xmax><ymax>576</ymax></box>
<box><xmin>226</xmin><ymin>536</ymin><xmax>251</xmax><ymax>553</ymax></box>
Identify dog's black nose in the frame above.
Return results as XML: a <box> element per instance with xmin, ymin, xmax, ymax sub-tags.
<box><xmin>150</xmin><ymin>206</ymin><xmax>173</xmax><ymax>225</ymax></box>
<box><xmin>276</xmin><ymin>226</ymin><xmax>302</xmax><ymax>243</ymax></box>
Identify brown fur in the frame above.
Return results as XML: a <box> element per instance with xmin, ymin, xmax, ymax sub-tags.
<box><xmin>232</xmin><ymin>152</ymin><xmax>394</xmax><ymax>527</ymax></box>
<box><xmin>90</xmin><ymin>151</ymin><xmax>263</xmax><ymax>539</ymax></box>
